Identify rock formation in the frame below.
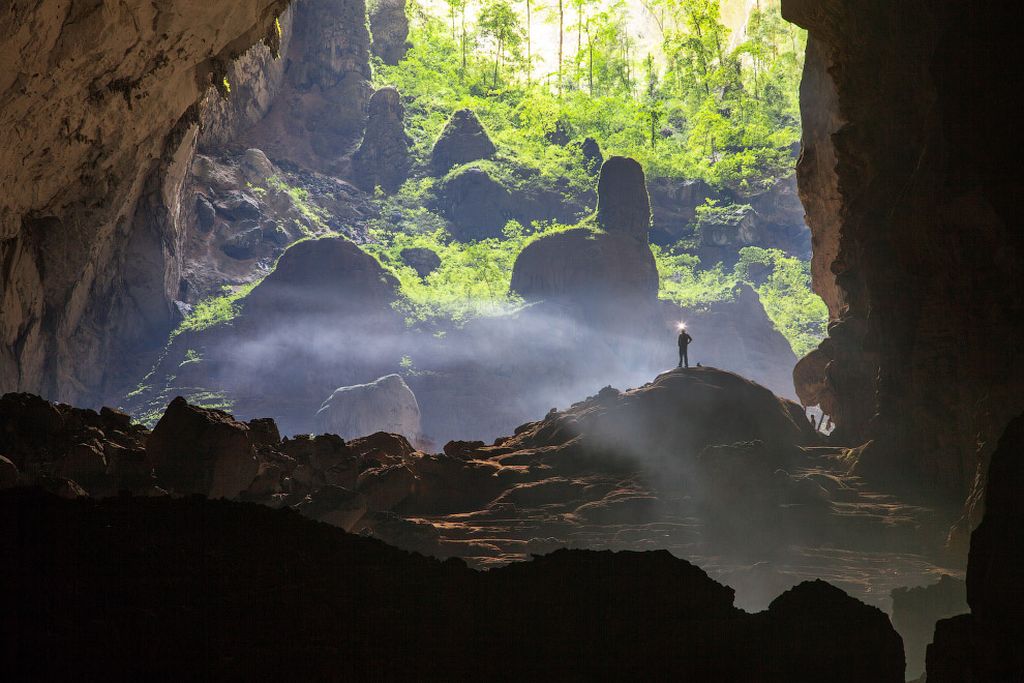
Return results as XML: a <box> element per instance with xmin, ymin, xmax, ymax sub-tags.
<box><xmin>782</xmin><ymin>0</ymin><xmax>1024</xmax><ymax>510</ymax></box>
<box><xmin>1</xmin><ymin>487</ymin><xmax>906</xmax><ymax>681</ymax></box>
<box><xmin>352</xmin><ymin>86</ymin><xmax>412</xmax><ymax>193</ymax></box>
<box><xmin>241</xmin><ymin>0</ymin><xmax>374</xmax><ymax>171</ymax></box>
<box><xmin>430</xmin><ymin>109</ymin><xmax>496</xmax><ymax>174</ymax></box>
<box><xmin>369</xmin><ymin>0</ymin><xmax>410</xmax><ymax>65</ymax></box>
<box><xmin>315</xmin><ymin>374</ymin><xmax>422</xmax><ymax>443</ymax></box>
<box><xmin>0</xmin><ymin>0</ymin><xmax>290</xmax><ymax>405</ymax></box>
<box><xmin>434</xmin><ymin>167</ymin><xmax>511</xmax><ymax>240</ymax></box>
<box><xmin>511</xmin><ymin>156</ymin><xmax>658</xmax><ymax>327</ymax></box>
<box><xmin>399</xmin><ymin>247</ymin><xmax>441</xmax><ymax>277</ymax></box>
<box><xmin>148</xmin><ymin>397</ymin><xmax>260</xmax><ymax>498</ymax></box>
<box><xmin>595</xmin><ymin>156</ymin><xmax>651</xmax><ymax>238</ymax></box>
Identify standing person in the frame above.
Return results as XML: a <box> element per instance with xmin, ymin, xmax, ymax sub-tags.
<box><xmin>677</xmin><ymin>325</ymin><xmax>693</xmax><ymax>368</ymax></box>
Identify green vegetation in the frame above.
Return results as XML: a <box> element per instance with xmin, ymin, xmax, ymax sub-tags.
<box><xmin>173</xmin><ymin>281</ymin><xmax>259</xmax><ymax>337</ymax></box>
<box><xmin>364</xmin><ymin>218</ymin><xmax>591</xmax><ymax>326</ymax></box>
<box><xmin>362</xmin><ymin>0</ymin><xmax>824</xmax><ymax>355</ymax></box>
<box><xmin>654</xmin><ymin>244</ymin><xmax>828</xmax><ymax>356</ymax></box>
<box><xmin>379</xmin><ymin>0</ymin><xmax>804</xmax><ymax>185</ymax></box>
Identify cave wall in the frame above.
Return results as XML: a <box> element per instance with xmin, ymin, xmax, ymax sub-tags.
<box><xmin>784</xmin><ymin>0</ymin><xmax>1024</xmax><ymax>511</ymax></box>
<box><xmin>0</xmin><ymin>0</ymin><xmax>291</xmax><ymax>404</ymax></box>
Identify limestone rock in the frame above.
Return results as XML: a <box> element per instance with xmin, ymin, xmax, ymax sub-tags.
<box><xmin>242</xmin><ymin>236</ymin><xmax>400</xmax><ymax>318</ymax></box>
<box><xmin>352</xmin><ymin>86</ymin><xmax>411</xmax><ymax>193</ymax></box>
<box><xmin>399</xmin><ymin>247</ymin><xmax>441</xmax><ymax>278</ymax></box>
<box><xmin>596</xmin><ymin>156</ymin><xmax>651</xmax><ymax>238</ymax></box>
<box><xmin>315</xmin><ymin>374</ymin><xmax>422</xmax><ymax>442</ymax></box>
<box><xmin>430</xmin><ymin>109</ymin><xmax>496</xmax><ymax>174</ymax></box>
<box><xmin>434</xmin><ymin>167</ymin><xmax>510</xmax><ymax>240</ymax></box>
<box><xmin>369</xmin><ymin>0</ymin><xmax>410</xmax><ymax>65</ymax></box>
<box><xmin>580</xmin><ymin>136</ymin><xmax>603</xmax><ymax>172</ymax></box>
<box><xmin>148</xmin><ymin>397</ymin><xmax>259</xmax><ymax>499</ymax></box>
<box><xmin>510</xmin><ymin>228</ymin><xmax>658</xmax><ymax>309</ymax></box>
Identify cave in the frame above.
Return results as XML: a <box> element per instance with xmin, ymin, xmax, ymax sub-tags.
<box><xmin>1</xmin><ymin>0</ymin><xmax>1021</xmax><ymax>680</ymax></box>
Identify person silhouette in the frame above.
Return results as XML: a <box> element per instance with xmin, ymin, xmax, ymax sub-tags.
<box><xmin>677</xmin><ymin>326</ymin><xmax>693</xmax><ymax>368</ymax></box>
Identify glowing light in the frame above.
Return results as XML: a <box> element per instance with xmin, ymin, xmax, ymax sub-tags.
<box><xmin>676</xmin><ymin>322</ymin><xmax>687</xmax><ymax>331</ymax></box>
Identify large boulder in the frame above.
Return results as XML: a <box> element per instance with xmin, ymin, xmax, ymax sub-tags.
<box><xmin>352</xmin><ymin>86</ymin><xmax>411</xmax><ymax>193</ymax></box>
<box><xmin>399</xmin><ymin>247</ymin><xmax>441</xmax><ymax>277</ymax></box>
<box><xmin>148</xmin><ymin>397</ymin><xmax>260</xmax><ymax>499</ymax></box>
<box><xmin>430</xmin><ymin>109</ymin><xmax>496</xmax><ymax>174</ymax></box>
<box><xmin>369</xmin><ymin>0</ymin><xmax>410</xmax><ymax>65</ymax></box>
<box><xmin>596</xmin><ymin>156</ymin><xmax>651</xmax><ymax>238</ymax></box>
<box><xmin>434</xmin><ymin>167</ymin><xmax>510</xmax><ymax>240</ymax></box>
<box><xmin>316</xmin><ymin>374</ymin><xmax>421</xmax><ymax>443</ymax></box>
<box><xmin>510</xmin><ymin>227</ymin><xmax>658</xmax><ymax>308</ymax></box>
<box><xmin>242</xmin><ymin>236</ymin><xmax>400</xmax><ymax>319</ymax></box>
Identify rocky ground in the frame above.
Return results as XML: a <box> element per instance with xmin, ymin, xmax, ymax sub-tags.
<box><xmin>1</xmin><ymin>488</ymin><xmax>904</xmax><ymax>681</ymax></box>
<box><xmin>0</xmin><ymin>365</ymin><xmax>962</xmax><ymax>615</ymax></box>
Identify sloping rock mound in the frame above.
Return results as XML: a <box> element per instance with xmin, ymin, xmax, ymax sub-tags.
<box><xmin>502</xmin><ymin>367</ymin><xmax>814</xmax><ymax>463</ymax></box>
<box><xmin>315</xmin><ymin>374</ymin><xmax>421</xmax><ymax>443</ymax></box>
<box><xmin>369</xmin><ymin>0</ymin><xmax>410</xmax><ymax>65</ymax></box>
<box><xmin>926</xmin><ymin>413</ymin><xmax>1024</xmax><ymax>682</ymax></box>
<box><xmin>434</xmin><ymin>167</ymin><xmax>511</xmax><ymax>240</ymax></box>
<box><xmin>352</xmin><ymin>86</ymin><xmax>411</xmax><ymax>193</ymax></box>
<box><xmin>148</xmin><ymin>397</ymin><xmax>260</xmax><ymax>498</ymax></box>
<box><xmin>430</xmin><ymin>109</ymin><xmax>496</xmax><ymax>174</ymax></box>
<box><xmin>596</xmin><ymin>156</ymin><xmax>651</xmax><ymax>238</ymax></box>
<box><xmin>0</xmin><ymin>489</ymin><xmax>905</xmax><ymax>681</ymax></box>
<box><xmin>242</xmin><ymin>236</ymin><xmax>399</xmax><ymax>319</ymax></box>
<box><xmin>666</xmin><ymin>285</ymin><xmax>799</xmax><ymax>400</ymax></box>
<box><xmin>510</xmin><ymin>228</ymin><xmax>658</xmax><ymax>310</ymax></box>
<box><xmin>764</xmin><ymin>580</ymin><xmax>904</xmax><ymax>681</ymax></box>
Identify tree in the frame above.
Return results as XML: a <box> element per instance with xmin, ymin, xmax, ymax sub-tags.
<box><xmin>478</xmin><ymin>0</ymin><xmax>524</xmax><ymax>86</ymax></box>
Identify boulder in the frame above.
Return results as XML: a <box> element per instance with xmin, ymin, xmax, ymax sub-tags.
<box><xmin>510</xmin><ymin>227</ymin><xmax>658</xmax><ymax>308</ymax></box>
<box><xmin>239</xmin><ymin>148</ymin><xmax>277</xmax><ymax>185</ymax></box>
<box><xmin>281</xmin><ymin>433</ymin><xmax>352</xmax><ymax>472</ymax></box>
<box><xmin>195</xmin><ymin>195</ymin><xmax>217</xmax><ymax>232</ymax></box>
<box><xmin>369</xmin><ymin>0</ymin><xmax>410</xmax><ymax>65</ymax></box>
<box><xmin>148</xmin><ymin>397</ymin><xmax>259</xmax><ymax>499</ymax></box>
<box><xmin>242</xmin><ymin>236</ymin><xmax>400</xmax><ymax>318</ymax></box>
<box><xmin>315</xmin><ymin>374</ymin><xmax>422</xmax><ymax>443</ymax></box>
<box><xmin>430</xmin><ymin>109</ymin><xmax>495</xmax><ymax>174</ymax></box>
<box><xmin>399</xmin><ymin>247</ymin><xmax>441</xmax><ymax>277</ymax></box>
<box><xmin>220</xmin><ymin>226</ymin><xmax>265</xmax><ymax>260</ymax></box>
<box><xmin>348</xmin><ymin>431</ymin><xmax>416</xmax><ymax>465</ymax></box>
<box><xmin>352</xmin><ymin>86</ymin><xmax>412</xmax><ymax>193</ymax></box>
<box><xmin>434</xmin><ymin>167</ymin><xmax>510</xmax><ymax>240</ymax></box>
<box><xmin>213</xmin><ymin>190</ymin><xmax>261</xmax><ymax>221</ymax></box>
<box><xmin>580</xmin><ymin>136</ymin><xmax>603</xmax><ymax>172</ymax></box>
<box><xmin>596</xmin><ymin>156</ymin><xmax>651</xmax><ymax>238</ymax></box>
